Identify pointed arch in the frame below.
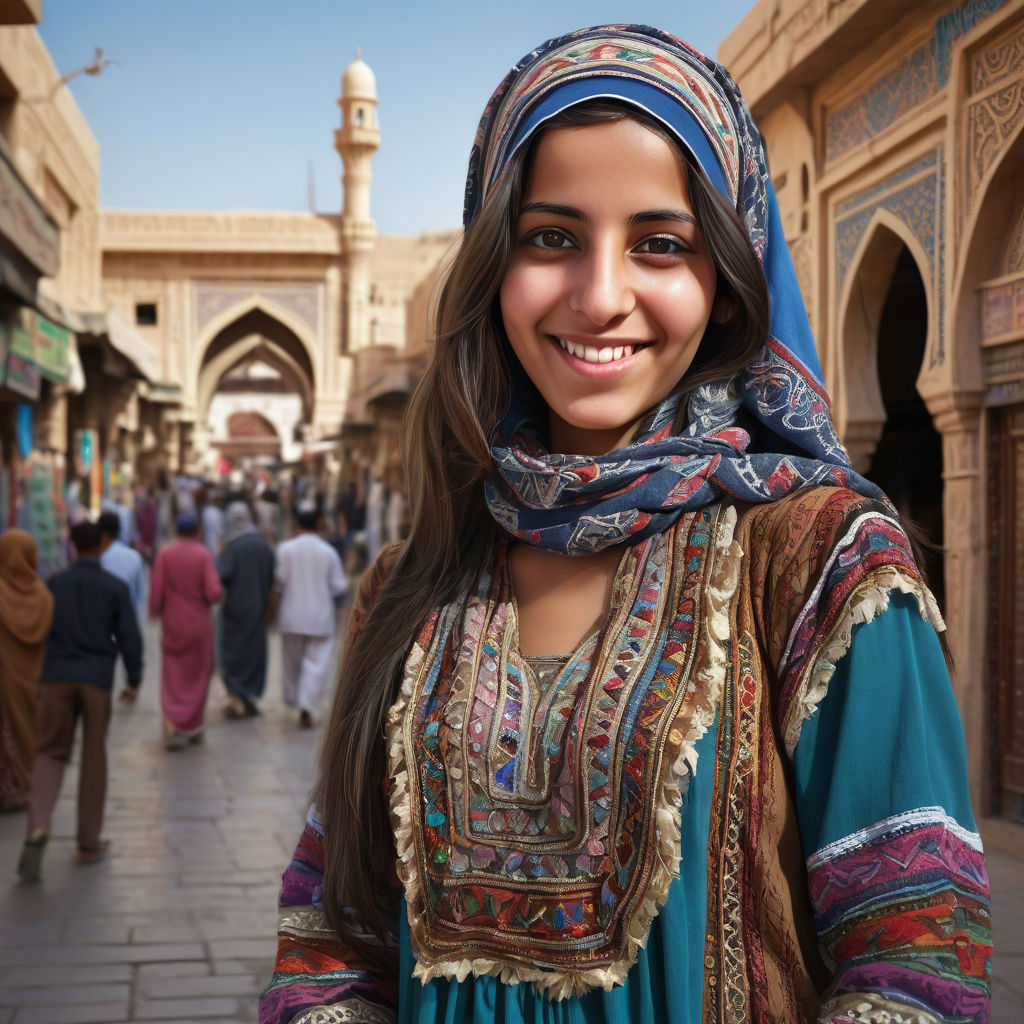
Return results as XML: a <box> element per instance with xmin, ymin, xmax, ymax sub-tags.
<box><xmin>196</xmin><ymin>305</ymin><xmax>317</xmax><ymax>426</ymax></box>
<box><xmin>835</xmin><ymin>210</ymin><xmax>934</xmax><ymax>470</ymax></box>
<box><xmin>194</xmin><ymin>297</ymin><xmax>320</xmax><ymax>387</ymax></box>
<box><xmin>950</xmin><ymin>120</ymin><xmax>1024</xmax><ymax>392</ymax></box>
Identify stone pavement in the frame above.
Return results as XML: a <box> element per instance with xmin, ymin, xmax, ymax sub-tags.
<box><xmin>0</xmin><ymin>618</ymin><xmax>1021</xmax><ymax>1023</ymax></box>
<box><xmin>0</xmin><ymin>619</ymin><xmax>315</xmax><ymax>1024</ymax></box>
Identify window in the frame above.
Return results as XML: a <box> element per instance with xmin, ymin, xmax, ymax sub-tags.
<box><xmin>135</xmin><ymin>303</ymin><xmax>157</xmax><ymax>326</ymax></box>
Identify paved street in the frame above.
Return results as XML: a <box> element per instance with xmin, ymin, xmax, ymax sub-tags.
<box><xmin>0</xmin><ymin>617</ymin><xmax>1022</xmax><ymax>1023</ymax></box>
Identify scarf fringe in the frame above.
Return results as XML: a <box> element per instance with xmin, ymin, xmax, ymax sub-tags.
<box><xmin>782</xmin><ymin>568</ymin><xmax>944</xmax><ymax>758</ymax></box>
<box><xmin>388</xmin><ymin>510</ymin><xmax>743</xmax><ymax>999</ymax></box>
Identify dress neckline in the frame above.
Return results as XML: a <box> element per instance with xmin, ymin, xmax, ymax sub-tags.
<box><xmin>502</xmin><ymin>541</ymin><xmax>633</xmax><ymax>665</ymax></box>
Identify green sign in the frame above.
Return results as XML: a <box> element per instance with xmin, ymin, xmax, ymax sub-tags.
<box><xmin>10</xmin><ymin>324</ymin><xmax>34</xmax><ymax>360</ymax></box>
<box><xmin>34</xmin><ymin>314</ymin><xmax>70</xmax><ymax>382</ymax></box>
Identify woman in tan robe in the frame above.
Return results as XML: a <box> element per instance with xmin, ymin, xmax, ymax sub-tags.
<box><xmin>0</xmin><ymin>530</ymin><xmax>55</xmax><ymax>811</ymax></box>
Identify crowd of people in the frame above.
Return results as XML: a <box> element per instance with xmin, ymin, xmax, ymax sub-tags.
<box><xmin>0</xmin><ymin>468</ymin><xmax>387</xmax><ymax>883</ymax></box>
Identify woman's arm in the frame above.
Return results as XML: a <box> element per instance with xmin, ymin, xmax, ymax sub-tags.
<box><xmin>258</xmin><ymin>808</ymin><xmax>398</xmax><ymax>1024</ymax></box>
<box><xmin>764</xmin><ymin>495</ymin><xmax>992</xmax><ymax>1023</ymax></box>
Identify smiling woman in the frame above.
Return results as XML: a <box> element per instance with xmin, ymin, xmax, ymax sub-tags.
<box><xmin>260</xmin><ymin>24</ymin><xmax>992</xmax><ymax>1024</ymax></box>
<box><xmin>501</xmin><ymin>116</ymin><xmax>720</xmax><ymax>456</ymax></box>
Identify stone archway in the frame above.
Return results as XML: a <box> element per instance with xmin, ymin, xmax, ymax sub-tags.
<box><xmin>836</xmin><ymin>215</ymin><xmax>934</xmax><ymax>474</ymax></box>
<box><xmin>865</xmin><ymin>247</ymin><xmax>944</xmax><ymax>610</ymax></box>
<box><xmin>196</xmin><ymin>308</ymin><xmax>316</xmax><ymax>469</ymax></box>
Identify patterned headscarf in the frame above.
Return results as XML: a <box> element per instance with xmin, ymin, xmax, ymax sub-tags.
<box><xmin>221</xmin><ymin>501</ymin><xmax>257</xmax><ymax>547</ymax></box>
<box><xmin>472</xmin><ymin>25</ymin><xmax>881</xmax><ymax>554</ymax></box>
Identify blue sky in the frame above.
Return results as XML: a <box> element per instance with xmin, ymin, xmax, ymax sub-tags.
<box><xmin>38</xmin><ymin>1</ymin><xmax>756</xmax><ymax>236</ymax></box>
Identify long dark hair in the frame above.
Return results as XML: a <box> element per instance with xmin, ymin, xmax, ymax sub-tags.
<box><xmin>314</xmin><ymin>100</ymin><xmax>771</xmax><ymax>968</ymax></box>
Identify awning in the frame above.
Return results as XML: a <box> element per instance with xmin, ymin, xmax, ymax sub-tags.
<box><xmin>105</xmin><ymin>310</ymin><xmax>161</xmax><ymax>381</ymax></box>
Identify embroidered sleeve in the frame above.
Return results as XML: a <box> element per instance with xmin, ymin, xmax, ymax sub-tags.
<box><xmin>260</xmin><ymin>546</ymin><xmax>403</xmax><ymax>1024</ymax></box>
<box><xmin>763</xmin><ymin>492</ymin><xmax>992</xmax><ymax>1022</ymax></box>
<box><xmin>258</xmin><ymin>809</ymin><xmax>398</xmax><ymax>1024</ymax></box>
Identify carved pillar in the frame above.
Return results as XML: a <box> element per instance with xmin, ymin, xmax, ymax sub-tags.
<box><xmin>927</xmin><ymin>388</ymin><xmax>987</xmax><ymax>813</ymax></box>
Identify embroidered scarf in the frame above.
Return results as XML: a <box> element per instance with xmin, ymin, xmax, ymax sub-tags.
<box><xmin>466</xmin><ymin>25</ymin><xmax>883</xmax><ymax>555</ymax></box>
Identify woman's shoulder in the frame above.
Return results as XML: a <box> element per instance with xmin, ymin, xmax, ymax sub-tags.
<box><xmin>730</xmin><ymin>485</ymin><xmax>906</xmax><ymax>586</ymax></box>
<box><xmin>729</xmin><ymin>486</ymin><xmax>926</xmax><ymax>660</ymax></box>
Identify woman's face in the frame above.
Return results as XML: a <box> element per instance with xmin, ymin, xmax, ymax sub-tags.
<box><xmin>499</xmin><ymin>117</ymin><xmax>719</xmax><ymax>456</ymax></box>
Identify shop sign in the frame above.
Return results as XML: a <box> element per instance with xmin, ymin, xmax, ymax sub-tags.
<box><xmin>34</xmin><ymin>314</ymin><xmax>71</xmax><ymax>382</ymax></box>
<box><xmin>9</xmin><ymin>323</ymin><xmax>34</xmax><ymax>361</ymax></box>
<box><xmin>4</xmin><ymin>352</ymin><xmax>41</xmax><ymax>399</ymax></box>
<box><xmin>0</xmin><ymin>145</ymin><xmax>60</xmax><ymax>277</ymax></box>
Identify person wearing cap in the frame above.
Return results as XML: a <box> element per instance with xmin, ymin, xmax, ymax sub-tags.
<box><xmin>149</xmin><ymin>512</ymin><xmax>222</xmax><ymax>750</ymax></box>
<box><xmin>16</xmin><ymin>520</ymin><xmax>142</xmax><ymax>882</ymax></box>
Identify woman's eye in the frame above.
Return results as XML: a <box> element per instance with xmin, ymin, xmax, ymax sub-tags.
<box><xmin>525</xmin><ymin>228</ymin><xmax>574</xmax><ymax>250</ymax></box>
<box><xmin>634</xmin><ymin>236</ymin><xmax>688</xmax><ymax>256</ymax></box>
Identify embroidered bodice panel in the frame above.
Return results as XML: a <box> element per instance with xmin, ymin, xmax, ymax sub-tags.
<box><xmin>387</xmin><ymin>505</ymin><xmax>738</xmax><ymax>996</ymax></box>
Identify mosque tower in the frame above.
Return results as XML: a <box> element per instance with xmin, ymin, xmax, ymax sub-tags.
<box><xmin>335</xmin><ymin>47</ymin><xmax>380</xmax><ymax>355</ymax></box>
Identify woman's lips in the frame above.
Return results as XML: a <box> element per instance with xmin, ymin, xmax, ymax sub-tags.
<box><xmin>550</xmin><ymin>335</ymin><xmax>649</xmax><ymax>376</ymax></box>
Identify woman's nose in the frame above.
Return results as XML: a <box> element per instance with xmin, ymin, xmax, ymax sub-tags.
<box><xmin>569</xmin><ymin>245</ymin><xmax>635</xmax><ymax>325</ymax></box>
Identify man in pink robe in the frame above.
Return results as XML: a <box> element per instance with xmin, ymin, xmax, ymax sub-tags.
<box><xmin>149</xmin><ymin>513</ymin><xmax>223</xmax><ymax>750</ymax></box>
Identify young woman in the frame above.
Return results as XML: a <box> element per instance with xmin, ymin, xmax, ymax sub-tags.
<box><xmin>260</xmin><ymin>25</ymin><xmax>991</xmax><ymax>1024</ymax></box>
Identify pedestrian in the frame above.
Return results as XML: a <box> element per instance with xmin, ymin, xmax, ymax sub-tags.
<box><xmin>218</xmin><ymin>502</ymin><xmax>276</xmax><ymax>719</ymax></box>
<box><xmin>273</xmin><ymin>507</ymin><xmax>347</xmax><ymax>728</ymax></box>
<box><xmin>133</xmin><ymin>484</ymin><xmax>159</xmax><ymax>564</ymax></box>
<box><xmin>16</xmin><ymin>521</ymin><xmax>141</xmax><ymax>882</ymax></box>
<box><xmin>259</xmin><ymin>25</ymin><xmax>991</xmax><ymax>1024</ymax></box>
<box><xmin>98</xmin><ymin>510</ymin><xmax>147</xmax><ymax>626</ymax></box>
<box><xmin>0</xmin><ymin>531</ymin><xmax>54</xmax><ymax>813</ymax></box>
<box><xmin>200</xmin><ymin>486</ymin><xmax>225</xmax><ymax>557</ymax></box>
<box><xmin>149</xmin><ymin>512</ymin><xmax>222</xmax><ymax>750</ymax></box>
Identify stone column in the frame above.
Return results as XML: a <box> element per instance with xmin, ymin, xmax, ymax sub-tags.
<box><xmin>928</xmin><ymin>388</ymin><xmax>988</xmax><ymax>814</ymax></box>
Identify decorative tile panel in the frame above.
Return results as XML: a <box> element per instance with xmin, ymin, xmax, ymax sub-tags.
<box><xmin>835</xmin><ymin>149</ymin><xmax>946</xmax><ymax>364</ymax></box>
<box><xmin>192</xmin><ymin>282</ymin><xmax>322</xmax><ymax>338</ymax></box>
<box><xmin>826</xmin><ymin>0</ymin><xmax>1008</xmax><ymax>162</ymax></box>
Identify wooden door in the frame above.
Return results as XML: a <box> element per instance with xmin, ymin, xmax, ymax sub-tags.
<box><xmin>989</xmin><ymin>403</ymin><xmax>1024</xmax><ymax>823</ymax></box>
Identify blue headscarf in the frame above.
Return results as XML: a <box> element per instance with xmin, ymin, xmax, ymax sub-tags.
<box><xmin>471</xmin><ymin>25</ymin><xmax>882</xmax><ymax>554</ymax></box>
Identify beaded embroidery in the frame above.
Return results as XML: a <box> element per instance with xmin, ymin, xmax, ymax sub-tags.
<box><xmin>387</xmin><ymin>505</ymin><xmax>740</xmax><ymax>998</ymax></box>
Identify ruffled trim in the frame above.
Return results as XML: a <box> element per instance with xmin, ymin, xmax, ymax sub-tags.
<box><xmin>387</xmin><ymin>509</ymin><xmax>742</xmax><ymax>999</ymax></box>
<box><xmin>612</xmin><ymin>504</ymin><xmax>742</xmax><ymax>985</ymax></box>
<box><xmin>781</xmin><ymin>567</ymin><xmax>944</xmax><ymax>758</ymax></box>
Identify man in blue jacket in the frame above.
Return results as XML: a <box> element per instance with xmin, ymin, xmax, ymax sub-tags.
<box><xmin>17</xmin><ymin>520</ymin><xmax>143</xmax><ymax>883</ymax></box>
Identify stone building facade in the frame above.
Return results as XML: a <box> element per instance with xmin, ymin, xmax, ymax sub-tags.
<box><xmin>720</xmin><ymin>0</ymin><xmax>1024</xmax><ymax>850</ymax></box>
<box><xmin>0</xmin><ymin>4</ymin><xmax>162</xmax><ymax>568</ymax></box>
<box><xmin>99</xmin><ymin>53</ymin><xmax>455</xmax><ymax>489</ymax></box>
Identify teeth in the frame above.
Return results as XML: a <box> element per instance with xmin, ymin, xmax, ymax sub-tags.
<box><xmin>557</xmin><ymin>338</ymin><xmax>635</xmax><ymax>363</ymax></box>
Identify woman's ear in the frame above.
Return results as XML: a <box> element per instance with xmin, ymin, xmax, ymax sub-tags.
<box><xmin>711</xmin><ymin>293</ymin><xmax>735</xmax><ymax>324</ymax></box>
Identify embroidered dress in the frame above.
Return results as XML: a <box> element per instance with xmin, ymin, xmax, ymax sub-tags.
<box><xmin>261</xmin><ymin>491</ymin><xmax>990</xmax><ymax>1024</ymax></box>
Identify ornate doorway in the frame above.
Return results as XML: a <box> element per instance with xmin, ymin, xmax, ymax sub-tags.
<box><xmin>866</xmin><ymin>246</ymin><xmax>945</xmax><ymax>611</ymax></box>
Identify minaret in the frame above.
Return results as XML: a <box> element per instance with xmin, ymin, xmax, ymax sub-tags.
<box><xmin>335</xmin><ymin>47</ymin><xmax>380</xmax><ymax>355</ymax></box>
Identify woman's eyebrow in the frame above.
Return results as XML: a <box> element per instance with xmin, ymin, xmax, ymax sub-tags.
<box><xmin>518</xmin><ymin>201</ymin><xmax>587</xmax><ymax>221</ymax></box>
<box><xmin>517</xmin><ymin>202</ymin><xmax>696</xmax><ymax>227</ymax></box>
<box><xmin>628</xmin><ymin>209</ymin><xmax>696</xmax><ymax>226</ymax></box>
